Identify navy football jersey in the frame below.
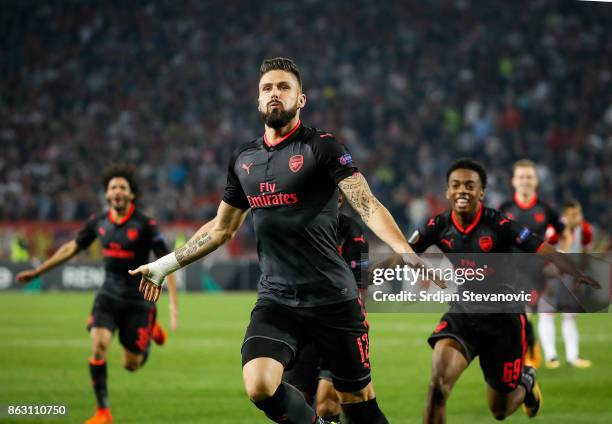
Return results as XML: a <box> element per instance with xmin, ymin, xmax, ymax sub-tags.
<box><xmin>76</xmin><ymin>203</ymin><xmax>169</xmax><ymax>303</ymax></box>
<box><xmin>223</xmin><ymin>122</ymin><xmax>359</xmax><ymax>307</ymax></box>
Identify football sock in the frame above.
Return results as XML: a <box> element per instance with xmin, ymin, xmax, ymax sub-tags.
<box><xmin>538</xmin><ymin>313</ymin><xmax>557</xmax><ymax>361</ymax></box>
<box><xmin>254</xmin><ymin>382</ymin><xmax>316</xmax><ymax>424</ymax></box>
<box><xmin>562</xmin><ymin>313</ymin><xmax>579</xmax><ymax>362</ymax></box>
<box><xmin>88</xmin><ymin>357</ymin><xmax>108</xmax><ymax>409</ymax></box>
<box><xmin>342</xmin><ymin>398</ymin><xmax>388</xmax><ymax>424</ymax></box>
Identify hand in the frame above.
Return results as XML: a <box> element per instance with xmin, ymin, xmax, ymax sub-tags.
<box><xmin>404</xmin><ymin>254</ymin><xmax>448</xmax><ymax>289</ymax></box>
<box><xmin>574</xmin><ymin>273</ymin><xmax>601</xmax><ymax>289</ymax></box>
<box><xmin>16</xmin><ymin>269</ymin><xmax>39</xmax><ymax>283</ymax></box>
<box><xmin>129</xmin><ymin>264</ymin><xmax>164</xmax><ymax>303</ymax></box>
<box><xmin>169</xmin><ymin>303</ymin><xmax>178</xmax><ymax>331</ymax></box>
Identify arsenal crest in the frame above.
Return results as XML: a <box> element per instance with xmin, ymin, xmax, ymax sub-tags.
<box><xmin>289</xmin><ymin>155</ymin><xmax>304</xmax><ymax>173</ymax></box>
<box><xmin>479</xmin><ymin>235</ymin><xmax>493</xmax><ymax>252</ymax></box>
<box><xmin>127</xmin><ymin>228</ymin><xmax>139</xmax><ymax>241</ymax></box>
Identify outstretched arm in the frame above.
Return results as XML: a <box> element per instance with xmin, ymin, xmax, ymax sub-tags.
<box><xmin>130</xmin><ymin>202</ymin><xmax>248</xmax><ymax>302</ymax></box>
<box><xmin>338</xmin><ymin>173</ymin><xmax>447</xmax><ymax>289</ymax></box>
<box><xmin>338</xmin><ymin>173</ymin><xmax>413</xmax><ymax>254</ymax></box>
<box><xmin>537</xmin><ymin>242</ymin><xmax>600</xmax><ymax>288</ymax></box>
<box><xmin>16</xmin><ymin>240</ymin><xmax>80</xmax><ymax>283</ymax></box>
<box><xmin>165</xmin><ymin>273</ymin><xmax>179</xmax><ymax>330</ymax></box>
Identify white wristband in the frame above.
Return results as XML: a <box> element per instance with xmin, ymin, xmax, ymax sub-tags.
<box><xmin>146</xmin><ymin>253</ymin><xmax>181</xmax><ymax>286</ymax></box>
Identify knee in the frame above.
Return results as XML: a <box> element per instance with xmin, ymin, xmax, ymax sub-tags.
<box><xmin>123</xmin><ymin>359</ymin><xmax>141</xmax><ymax>372</ymax></box>
<box><xmin>490</xmin><ymin>408</ymin><xmax>508</xmax><ymax>421</ymax></box>
<box><xmin>562</xmin><ymin>313</ymin><xmax>576</xmax><ymax>321</ymax></box>
<box><xmin>316</xmin><ymin>399</ymin><xmax>341</xmax><ymax>418</ymax></box>
<box><xmin>92</xmin><ymin>342</ymin><xmax>108</xmax><ymax>359</ymax></box>
<box><xmin>244</xmin><ymin>374</ymin><xmax>279</xmax><ymax>403</ymax></box>
<box><xmin>429</xmin><ymin>373</ymin><xmax>453</xmax><ymax>404</ymax></box>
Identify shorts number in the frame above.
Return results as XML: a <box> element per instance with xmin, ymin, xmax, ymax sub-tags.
<box><xmin>502</xmin><ymin>359</ymin><xmax>521</xmax><ymax>383</ymax></box>
<box><xmin>356</xmin><ymin>333</ymin><xmax>370</xmax><ymax>367</ymax></box>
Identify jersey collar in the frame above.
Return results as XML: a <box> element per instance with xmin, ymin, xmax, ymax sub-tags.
<box><xmin>514</xmin><ymin>192</ymin><xmax>538</xmax><ymax>210</ymax></box>
<box><xmin>263</xmin><ymin>120</ymin><xmax>302</xmax><ymax>150</ymax></box>
<box><xmin>108</xmin><ymin>202</ymin><xmax>135</xmax><ymax>226</ymax></box>
<box><xmin>451</xmin><ymin>202</ymin><xmax>483</xmax><ymax>235</ymax></box>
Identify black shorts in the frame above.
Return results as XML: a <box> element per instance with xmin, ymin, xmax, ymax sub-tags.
<box><xmin>242</xmin><ymin>297</ymin><xmax>371</xmax><ymax>393</ymax></box>
<box><xmin>87</xmin><ymin>293</ymin><xmax>157</xmax><ymax>354</ymax></box>
<box><xmin>428</xmin><ymin>313</ymin><xmax>527</xmax><ymax>394</ymax></box>
<box><xmin>283</xmin><ymin>340</ymin><xmax>321</xmax><ymax>395</ymax></box>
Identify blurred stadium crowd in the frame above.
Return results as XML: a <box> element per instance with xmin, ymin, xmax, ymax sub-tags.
<box><xmin>1</xmin><ymin>0</ymin><xmax>610</xmax><ymax>248</ymax></box>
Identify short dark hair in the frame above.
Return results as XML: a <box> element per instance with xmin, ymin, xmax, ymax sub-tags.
<box><xmin>101</xmin><ymin>164</ymin><xmax>139</xmax><ymax>200</ymax></box>
<box><xmin>563</xmin><ymin>199</ymin><xmax>581</xmax><ymax>210</ymax></box>
<box><xmin>446</xmin><ymin>158</ymin><xmax>487</xmax><ymax>189</ymax></box>
<box><xmin>260</xmin><ymin>57</ymin><xmax>302</xmax><ymax>89</ymax></box>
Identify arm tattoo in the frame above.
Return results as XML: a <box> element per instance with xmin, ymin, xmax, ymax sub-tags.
<box><xmin>175</xmin><ymin>232</ymin><xmax>212</xmax><ymax>266</ymax></box>
<box><xmin>338</xmin><ymin>174</ymin><xmax>382</xmax><ymax>224</ymax></box>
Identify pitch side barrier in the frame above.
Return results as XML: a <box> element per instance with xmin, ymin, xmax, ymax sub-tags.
<box><xmin>0</xmin><ymin>260</ymin><xmax>261</xmax><ymax>292</ymax></box>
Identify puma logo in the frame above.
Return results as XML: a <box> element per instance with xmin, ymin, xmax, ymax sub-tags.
<box><xmin>441</xmin><ymin>238</ymin><xmax>453</xmax><ymax>249</ymax></box>
<box><xmin>241</xmin><ymin>162</ymin><xmax>253</xmax><ymax>175</ymax></box>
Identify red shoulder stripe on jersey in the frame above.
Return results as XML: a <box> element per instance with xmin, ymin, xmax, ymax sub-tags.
<box><xmin>513</xmin><ymin>192</ymin><xmax>538</xmax><ymax>210</ymax></box>
<box><xmin>451</xmin><ymin>203</ymin><xmax>483</xmax><ymax>235</ymax></box>
<box><xmin>263</xmin><ymin>120</ymin><xmax>301</xmax><ymax>147</ymax></box>
<box><xmin>582</xmin><ymin>221</ymin><xmax>593</xmax><ymax>246</ymax></box>
<box><xmin>519</xmin><ymin>314</ymin><xmax>527</xmax><ymax>363</ymax></box>
<box><xmin>535</xmin><ymin>241</ymin><xmax>546</xmax><ymax>253</ymax></box>
<box><xmin>108</xmin><ymin>202</ymin><xmax>135</xmax><ymax>225</ymax></box>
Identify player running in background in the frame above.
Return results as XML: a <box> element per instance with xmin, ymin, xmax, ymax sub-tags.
<box><xmin>538</xmin><ymin>199</ymin><xmax>593</xmax><ymax>369</ymax></box>
<box><xmin>499</xmin><ymin>159</ymin><xmax>568</xmax><ymax>368</ymax></box>
<box><xmin>130</xmin><ymin>57</ymin><xmax>443</xmax><ymax>424</ymax></box>
<box><xmin>16</xmin><ymin>164</ymin><xmax>178</xmax><ymax>424</ymax></box>
<box><xmin>283</xmin><ymin>193</ymin><xmax>369</xmax><ymax>422</ymax></box>
<box><xmin>409</xmin><ymin>159</ymin><xmax>598</xmax><ymax>423</ymax></box>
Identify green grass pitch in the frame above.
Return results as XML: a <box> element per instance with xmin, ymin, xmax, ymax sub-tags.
<box><xmin>1</xmin><ymin>292</ymin><xmax>611</xmax><ymax>423</ymax></box>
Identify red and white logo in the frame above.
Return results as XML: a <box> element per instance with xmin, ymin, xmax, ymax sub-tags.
<box><xmin>534</xmin><ymin>212</ymin><xmax>545</xmax><ymax>223</ymax></box>
<box><xmin>127</xmin><ymin>228</ymin><xmax>139</xmax><ymax>241</ymax></box>
<box><xmin>288</xmin><ymin>155</ymin><xmax>304</xmax><ymax>173</ymax></box>
<box><xmin>479</xmin><ymin>235</ymin><xmax>493</xmax><ymax>252</ymax></box>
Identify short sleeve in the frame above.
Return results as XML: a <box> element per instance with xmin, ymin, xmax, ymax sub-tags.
<box><xmin>222</xmin><ymin>148</ymin><xmax>250</xmax><ymax>210</ymax></box>
<box><xmin>311</xmin><ymin>133</ymin><xmax>359</xmax><ymax>184</ymax></box>
<box><xmin>75</xmin><ymin>215</ymin><xmax>98</xmax><ymax>250</ymax></box>
<box><xmin>499</xmin><ymin>218</ymin><xmax>544</xmax><ymax>253</ymax></box>
<box><xmin>581</xmin><ymin>221</ymin><xmax>593</xmax><ymax>247</ymax></box>
<box><xmin>147</xmin><ymin>218</ymin><xmax>170</xmax><ymax>258</ymax></box>
<box><xmin>408</xmin><ymin>216</ymin><xmax>441</xmax><ymax>253</ymax></box>
<box><xmin>547</xmin><ymin>205</ymin><xmax>566</xmax><ymax>234</ymax></box>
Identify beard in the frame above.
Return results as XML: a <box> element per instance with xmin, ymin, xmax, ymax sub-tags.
<box><xmin>260</xmin><ymin>103</ymin><xmax>298</xmax><ymax>129</ymax></box>
<box><xmin>107</xmin><ymin>196</ymin><xmax>130</xmax><ymax>212</ymax></box>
